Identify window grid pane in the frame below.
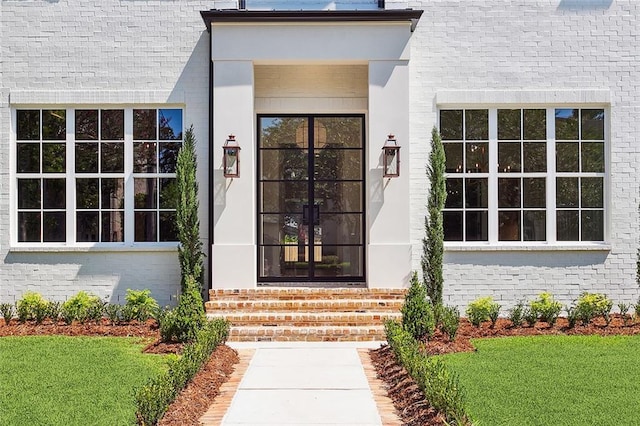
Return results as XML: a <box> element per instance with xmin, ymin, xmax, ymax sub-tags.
<box><xmin>133</xmin><ymin>109</ymin><xmax>182</xmax><ymax>242</ymax></box>
<box><xmin>442</xmin><ymin>109</ymin><xmax>489</xmax><ymax>242</ymax></box>
<box><xmin>16</xmin><ymin>109</ymin><xmax>67</xmax><ymax>242</ymax></box>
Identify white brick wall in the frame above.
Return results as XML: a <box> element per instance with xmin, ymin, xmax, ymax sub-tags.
<box><xmin>408</xmin><ymin>0</ymin><xmax>640</xmax><ymax>310</ymax></box>
<box><xmin>1</xmin><ymin>0</ymin><xmax>639</xmax><ymax>312</ymax></box>
<box><xmin>0</xmin><ymin>0</ymin><xmax>229</xmax><ymax>304</ymax></box>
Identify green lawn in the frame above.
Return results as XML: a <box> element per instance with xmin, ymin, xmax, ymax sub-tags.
<box><xmin>441</xmin><ymin>335</ymin><xmax>640</xmax><ymax>426</ymax></box>
<box><xmin>0</xmin><ymin>336</ymin><xmax>167</xmax><ymax>426</ymax></box>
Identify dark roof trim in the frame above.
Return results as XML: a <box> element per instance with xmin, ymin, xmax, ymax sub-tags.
<box><xmin>200</xmin><ymin>9</ymin><xmax>423</xmax><ymax>33</ymax></box>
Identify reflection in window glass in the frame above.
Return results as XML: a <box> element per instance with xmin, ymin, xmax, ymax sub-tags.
<box><xmin>42</xmin><ymin>143</ymin><xmax>66</xmax><ymax>173</ymax></box>
<box><xmin>499</xmin><ymin>211</ymin><xmax>520</xmax><ymax>241</ymax></box>
<box><xmin>523</xmin><ymin>142</ymin><xmax>546</xmax><ymax>172</ymax></box>
<box><xmin>581</xmin><ymin>109</ymin><xmax>605</xmax><ymax>140</ymax></box>
<box><xmin>465</xmin><ymin>110</ymin><xmax>488</xmax><ymax>140</ymax></box>
<box><xmin>556</xmin><ymin>142</ymin><xmax>579</xmax><ymax>172</ymax></box>
<box><xmin>42</xmin><ymin>110</ymin><xmax>66</xmax><ymax>140</ymax></box>
<box><xmin>159</xmin><ymin>109</ymin><xmax>183</xmax><ymax>140</ymax></box>
<box><xmin>75</xmin><ymin>143</ymin><xmax>98</xmax><ymax>173</ymax></box>
<box><xmin>466</xmin><ymin>211</ymin><xmax>488</xmax><ymax>241</ymax></box>
<box><xmin>440</xmin><ymin>110</ymin><xmax>463</xmax><ymax>140</ymax></box>
<box><xmin>17</xmin><ymin>143</ymin><xmax>40</xmax><ymax>173</ymax></box>
<box><xmin>498</xmin><ymin>143</ymin><xmax>520</xmax><ymax>172</ymax></box>
<box><xmin>75</xmin><ymin>110</ymin><xmax>98</xmax><ymax>140</ymax></box>
<box><xmin>101</xmin><ymin>110</ymin><xmax>124</xmax><ymax>140</ymax></box>
<box><xmin>466</xmin><ymin>143</ymin><xmax>488</xmax><ymax>173</ymax></box>
<box><xmin>444</xmin><ymin>143</ymin><xmax>463</xmax><ymax>173</ymax></box>
<box><xmin>498</xmin><ymin>178</ymin><xmax>520</xmax><ymax>208</ymax></box>
<box><xmin>582</xmin><ymin>142</ymin><xmax>604</xmax><ymax>172</ymax></box>
<box><xmin>134</xmin><ymin>109</ymin><xmax>156</xmax><ymax>140</ymax></box>
<box><xmin>523</xmin><ymin>109</ymin><xmax>546</xmax><ymax>140</ymax></box>
<box><xmin>17</xmin><ymin>110</ymin><xmax>40</xmax><ymax>140</ymax></box>
<box><xmin>555</xmin><ymin>109</ymin><xmax>579</xmax><ymax>140</ymax></box>
<box><xmin>498</xmin><ymin>109</ymin><xmax>521</xmax><ymax>140</ymax></box>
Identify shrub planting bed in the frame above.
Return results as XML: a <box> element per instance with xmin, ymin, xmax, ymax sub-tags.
<box><xmin>373</xmin><ymin>313</ymin><xmax>640</xmax><ymax>426</ymax></box>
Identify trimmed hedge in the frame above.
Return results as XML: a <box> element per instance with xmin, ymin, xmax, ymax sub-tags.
<box><xmin>385</xmin><ymin>320</ymin><xmax>472</xmax><ymax>425</ymax></box>
<box><xmin>134</xmin><ymin>318</ymin><xmax>230</xmax><ymax>425</ymax></box>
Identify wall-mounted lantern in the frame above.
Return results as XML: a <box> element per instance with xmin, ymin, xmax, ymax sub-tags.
<box><xmin>223</xmin><ymin>134</ymin><xmax>240</xmax><ymax>178</ymax></box>
<box><xmin>382</xmin><ymin>134</ymin><xmax>400</xmax><ymax>178</ymax></box>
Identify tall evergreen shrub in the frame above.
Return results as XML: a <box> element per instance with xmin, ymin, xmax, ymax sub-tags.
<box><xmin>176</xmin><ymin>126</ymin><xmax>204</xmax><ymax>290</ymax></box>
<box><xmin>422</xmin><ymin>127</ymin><xmax>447</xmax><ymax>306</ymax></box>
<box><xmin>159</xmin><ymin>126</ymin><xmax>206</xmax><ymax>343</ymax></box>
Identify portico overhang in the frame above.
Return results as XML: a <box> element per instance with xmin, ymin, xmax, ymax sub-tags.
<box><xmin>200</xmin><ymin>9</ymin><xmax>423</xmax><ymax>33</ymax></box>
<box><xmin>202</xmin><ymin>7</ymin><xmax>423</xmax><ymax>290</ymax></box>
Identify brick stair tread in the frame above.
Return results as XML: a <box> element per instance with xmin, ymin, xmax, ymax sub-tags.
<box><xmin>227</xmin><ymin>325</ymin><xmax>387</xmax><ymax>342</ymax></box>
<box><xmin>209</xmin><ymin>288</ymin><xmax>406</xmax><ymax>301</ymax></box>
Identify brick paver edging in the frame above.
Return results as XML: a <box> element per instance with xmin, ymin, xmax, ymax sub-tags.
<box><xmin>199</xmin><ymin>349</ymin><xmax>255</xmax><ymax>426</ymax></box>
<box><xmin>358</xmin><ymin>348</ymin><xmax>403</xmax><ymax>426</ymax></box>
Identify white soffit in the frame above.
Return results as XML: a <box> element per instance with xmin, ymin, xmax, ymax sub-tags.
<box><xmin>211</xmin><ymin>22</ymin><xmax>412</xmax><ymax>61</ymax></box>
<box><xmin>202</xmin><ymin>10</ymin><xmax>423</xmax><ymax>62</ymax></box>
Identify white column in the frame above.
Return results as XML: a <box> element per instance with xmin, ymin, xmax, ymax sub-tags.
<box><xmin>367</xmin><ymin>60</ymin><xmax>411</xmax><ymax>288</ymax></box>
<box><xmin>211</xmin><ymin>60</ymin><xmax>257</xmax><ymax>289</ymax></box>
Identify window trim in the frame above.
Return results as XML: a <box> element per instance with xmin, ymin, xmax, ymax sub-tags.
<box><xmin>10</xmin><ymin>106</ymin><xmax>184</xmax><ymax>249</ymax></box>
<box><xmin>440</xmin><ymin>106</ymin><xmax>609</xmax><ymax>249</ymax></box>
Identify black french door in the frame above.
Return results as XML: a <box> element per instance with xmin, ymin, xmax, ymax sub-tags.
<box><xmin>257</xmin><ymin>115</ymin><xmax>365</xmax><ymax>282</ymax></box>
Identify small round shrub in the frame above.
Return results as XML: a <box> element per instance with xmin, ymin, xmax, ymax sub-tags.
<box><xmin>61</xmin><ymin>291</ymin><xmax>102</xmax><ymax>324</ymax></box>
<box><xmin>125</xmin><ymin>289</ymin><xmax>159</xmax><ymax>322</ymax></box>
<box><xmin>466</xmin><ymin>296</ymin><xmax>499</xmax><ymax>327</ymax></box>
<box><xmin>16</xmin><ymin>291</ymin><xmax>48</xmax><ymax>323</ymax></box>
<box><xmin>530</xmin><ymin>292</ymin><xmax>562</xmax><ymax>326</ymax></box>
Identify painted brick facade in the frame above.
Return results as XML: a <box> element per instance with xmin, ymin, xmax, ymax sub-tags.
<box><xmin>1</xmin><ymin>0</ymin><xmax>638</xmax><ymax>311</ymax></box>
<box><xmin>408</xmin><ymin>0</ymin><xmax>640</xmax><ymax>309</ymax></box>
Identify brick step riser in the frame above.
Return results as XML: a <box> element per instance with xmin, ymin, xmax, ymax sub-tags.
<box><xmin>205</xmin><ymin>301</ymin><xmax>403</xmax><ymax>312</ymax></box>
<box><xmin>207</xmin><ymin>314</ymin><xmax>400</xmax><ymax>326</ymax></box>
<box><xmin>228</xmin><ymin>327</ymin><xmax>386</xmax><ymax>342</ymax></box>
<box><xmin>214</xmin><ymin>321</ymin><xmax>394</xmax><ymax>327</ymax></box>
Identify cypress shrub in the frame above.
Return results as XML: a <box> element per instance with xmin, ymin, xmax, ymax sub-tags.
<box><xmin>176</xmin><ymin>125</ymin><xmax>204</xmax><ymax>289</ymax></box>
<box><xmin>422</xmin><ymin>126</ymin><xmax>447</xmax><ymax>306</ymax></box>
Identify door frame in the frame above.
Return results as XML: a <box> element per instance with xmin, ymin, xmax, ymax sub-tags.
<box><xmin>256</xmin><ymin>113</ymin><xmax>367</xmax><ymax>284</ymax></box>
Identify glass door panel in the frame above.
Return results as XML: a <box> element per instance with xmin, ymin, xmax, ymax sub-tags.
<box><xmin>258</xmin><ymin>115</ymin><xmax>364</xmax><ymax>281</ymax></box>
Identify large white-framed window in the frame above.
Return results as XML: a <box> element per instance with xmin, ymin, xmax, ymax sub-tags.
<box><xmin>13</xmin><ymin>106</ymin><xmax>183</xmax><ymax>246</ymax></box>
<box><xmin>440</xmin><ymin>107</ymin><xmax>606</xmax><ymax>245</ymax></box>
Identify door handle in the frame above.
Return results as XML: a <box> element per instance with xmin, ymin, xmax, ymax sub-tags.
<box><xmin>302</xmin><ymin>205</ymin><xmax>320</xmax><ymax>225</ymax></box>
<box><xmin>302</xmin><ymin>204</ymin><xmax>309</xmax><ymax>225</ymax></box>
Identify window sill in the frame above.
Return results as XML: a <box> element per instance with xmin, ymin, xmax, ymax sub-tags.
<box><xmin>444</xmin><ymin>243</ymin><xmax>611</xmax><ymax>252</ymax></box>
<box><xmin>9</xmin><ymin>244</ymin><xmax>179</xmax><ymax>253</ymax></box>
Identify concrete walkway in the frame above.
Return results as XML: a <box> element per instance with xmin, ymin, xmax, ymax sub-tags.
<box><xmin>205</xmin><ymin>342</ymin><xmax>392</xmax><ymax>426</ymax></box>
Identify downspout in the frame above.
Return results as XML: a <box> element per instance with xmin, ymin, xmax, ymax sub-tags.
<box><xmin>207</xmin><ymin>27</ymin><xmax>214</xmax><ymax>301</ymax></box>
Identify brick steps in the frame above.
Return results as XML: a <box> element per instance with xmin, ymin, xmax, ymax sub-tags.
<box><xmin>206</xmin><ymin>287</ymin><xmax>405</xmax><ymax>342</ymax></box>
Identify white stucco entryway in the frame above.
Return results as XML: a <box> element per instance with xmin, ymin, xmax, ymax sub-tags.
<box><xmin>204</xmin><ymin>10</ymin><xmax>422</xmax><ymax>289</ymax></box>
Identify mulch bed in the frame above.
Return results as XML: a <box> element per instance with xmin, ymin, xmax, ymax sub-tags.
<box><xmin>0</xmin><ymin>318</ymin><xmax>158</xmax><ymax>338</ymax></box>
<box><xmin>370</xmin><ymin>315</ymin><xmax>640</xmax><ymax>425</ymax></box>
<box><xmin>0</xmin><ymin>318</ymin><xmax>240</xmax><ymax>425</ymax></box>
<box><xmin>159</xmin><ymin>344</ymin><xmax>239</xmax><ymax>426</ymax></box>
